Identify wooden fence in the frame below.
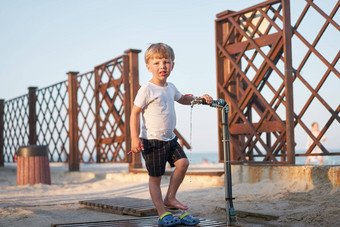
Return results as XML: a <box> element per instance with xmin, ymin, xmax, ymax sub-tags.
<box><xmin>215</xmin><ymin>0</ymin><xmax>339</xmax><ymax>164</ymax></box>
<box><xmin>0</xmin><ymin>49</ymin><xmax>190</xmax><ymax>170</ymax></box>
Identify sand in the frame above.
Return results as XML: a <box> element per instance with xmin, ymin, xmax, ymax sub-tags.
<box><xmin>0</xmin><ymin>163</ymin><xmax>339</xmax><ymax>227</ymax></box>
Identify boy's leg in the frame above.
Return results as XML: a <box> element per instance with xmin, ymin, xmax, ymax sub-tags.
<box><xmin>164</xmin><ymin>158</ymin><xmax>189</xmax><ymax>210</ymax></box>
<box><xmin>149</xmin><ymin>176</ymin><xmax>167</xmax><ymax>216</ymax></box>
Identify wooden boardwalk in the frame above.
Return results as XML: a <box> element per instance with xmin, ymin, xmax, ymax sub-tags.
<box><xmin>51</xmin><ymin>216</ymin><xmax>227</xmax><ymax>227</ymax></box>
<box><xmin>79</xmin><ymin>197</ymin><xmax>157</xmax><ymax>217</ymax></box>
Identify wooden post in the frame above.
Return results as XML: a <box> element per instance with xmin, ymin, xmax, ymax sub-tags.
<box><xmin>28</xmin><ymin>87</ymin><xmax>37</xmax><ymax>145</ymax></box>
<box><xmin>122</xmin><ymin>55</ymin><xmax>132</xmax><ymax>163</ymax></box>
<box><xmin>282</xmin><ymin>0</ymin><xmax>295</xmax><ymax>164</ymax></box>
<box><xmin>94</xmin><ymin>67</ymin><xmax>101</xmax><ymax>163</ymax></box>
<box><xmin>124</xmin><ymin>49</ymin><xmax>142</xmax><ymax>170</ymax></box>
<box><xmin>67</xmin><ymin>71</ymin><xmax>80</xmax><ymax>171</ymax></box>
<box><xmin>0</xmin><ymin>99</ymin><xmax>4</xmax><ymax>167</ymax></box>
<box><xmin>215</xmin><ymin>11</ymin><xmax>237</xmax><ymax>163</ymax></box>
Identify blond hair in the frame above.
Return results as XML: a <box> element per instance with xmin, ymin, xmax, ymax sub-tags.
<box><xmin>144</xmin><ymin>43</ymin><xmax>175</xmax><ymax>64</ymax></box>
<box><xmin>312</xmin><ymin>122</ymin><xmax>318</xmax><ymax>127</ymax></box>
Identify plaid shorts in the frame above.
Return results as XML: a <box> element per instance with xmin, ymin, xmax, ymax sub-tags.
<box><xmin>140</xmin><ymin>137</ymin><xmax>187</xmax><ymax>177</ymax></box>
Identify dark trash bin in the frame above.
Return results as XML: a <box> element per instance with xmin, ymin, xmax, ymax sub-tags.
<box><xmin>17</xmin><ymin>145</ymin><xmax>51</xmax><ymax>185</ymax></box>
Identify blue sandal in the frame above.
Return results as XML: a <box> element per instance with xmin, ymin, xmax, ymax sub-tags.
<box><xmin>158</xmin><ymin>212</ymin><xmax>181</xmax><ymax>226</ymax></box>
<box><xmin>180</xmin><ymin>212</ymin><xmax>200</xmax><ymax>226</ymax></box>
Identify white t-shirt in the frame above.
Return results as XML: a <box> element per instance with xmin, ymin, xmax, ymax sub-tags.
<box><xmin>306</xmin><ymin>131</ymin><xmax>326</xmax><ymax>154</ymax></box>
<box><xmin>134</xmin><ymin>81</ymin><xmax>182</xmax><ymax>141</ymax></box>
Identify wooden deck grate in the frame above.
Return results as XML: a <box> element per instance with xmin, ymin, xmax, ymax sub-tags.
<box><xmin>79</xmin><ymin>197</ymin><xmax>157</xmax><ymax>217</ymax></box>
<box><xmin>51</xmin><ymin>216</ymin><xmax>227</xmax><ymax>227</ymax></box>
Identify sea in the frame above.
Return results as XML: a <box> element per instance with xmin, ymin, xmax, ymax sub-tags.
<box><xmin>77</xmin><ymin>149</ymin><xmax>340</xmax><ymax>165</ymax></box>
<box><xmin>186</xmin><ymin>149</ymin><xmax>340</xmax><ymax>165</ymax></box>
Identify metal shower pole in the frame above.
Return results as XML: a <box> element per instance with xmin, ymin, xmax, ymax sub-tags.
<box><xmin>221</xmin><ymin>103</ymin><xmax>237</xmax><ymax>225</ymax></box>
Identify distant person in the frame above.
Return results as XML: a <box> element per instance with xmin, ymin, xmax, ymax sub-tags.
<box><xmin>130</xmin><ymin>43</ymin><xmax>212</xmax><ymax>226</ymax></box>
<box><xmin>305</xmin><ymin>122</ymin><xmax>327</xmax><ymax>165</ymax></box>
<box><xmin>201</xmin><ymin>158</ymin><xmax>209</xmax><ymax>165</ymax></box>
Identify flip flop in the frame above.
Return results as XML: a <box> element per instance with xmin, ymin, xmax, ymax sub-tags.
<box><xmin>179</xmin><ymin>212</ymin><xmax>200</xmax><ymax>226</ymax></box>
<box><xmin>158</xmin><ymin>212</ymin><xmax>181</xmax><ymax>227</ymax></box>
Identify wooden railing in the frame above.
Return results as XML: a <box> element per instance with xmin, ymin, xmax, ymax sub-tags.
<box><xmin>0</xmin><ymin>49</ymin><xmax>190</xmax><ymax>170</ymax></box>
<box><xmin>215</xmin><ymin>0</ymin><xmax>339</xmax><ymax>164</ymax></box>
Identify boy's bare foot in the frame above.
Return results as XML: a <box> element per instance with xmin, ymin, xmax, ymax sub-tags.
<box><xmin>164</xmin><ymin>198</ymin><xmax>188</xmax><ymax>210</ymax></box>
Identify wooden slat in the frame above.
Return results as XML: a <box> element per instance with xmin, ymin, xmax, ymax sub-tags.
<box><xmin>17</xmin><ymin>156</ymin><xmax>23</xmax><ymax>185</ymax></box>
<box><xmin>99</xmin><ymin>78</ymin><xmax>123</xmax><ymax>93</ymax></box>
<box><xmin>34</xmin><ymin>156</ymin><xmax>40</xmax><ymax>184</ymax></box>
<box><xmin>79</xmin><ymin>197</ymin><xmax>157</xmax><ymax>217</ymax></box>
<box><xmin>230</xmin><ymin>120</ymin><xmax>285</xmax><ymax>134</ymax></box>
<box><xmin>29</xmin><ymin>156</ymin><xmax>35</xmax><ymax>185</ymax></box>
<box><xmin>226</xmin><ymin>32</ymin><xmax>280</xmax><ymax>55</ymax></box>
<box><xmin>101</xmin><ymin>136</ymin><xmax>124</xmax><ymax>144</ymax></box>
<box><xmin>23</xmin><ymin>157</ymin><xmax>29</xmax><ymax>185</ymax></box>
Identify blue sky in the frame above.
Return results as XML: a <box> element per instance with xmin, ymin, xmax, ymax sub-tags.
<box><xmin>0</xmin><ymin>0</ymin><xmax>338</xmax><ymax>152</ymax></box>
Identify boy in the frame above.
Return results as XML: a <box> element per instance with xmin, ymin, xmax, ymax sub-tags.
<box><xmin>130</xmin><ymin>43</ymin><xmax>212</xmax><ymax>226</ymax></box>
<box><xmin>305</xmin><ymin>122</ymin><xmax>327</xmax><ymax>165</ymax></box>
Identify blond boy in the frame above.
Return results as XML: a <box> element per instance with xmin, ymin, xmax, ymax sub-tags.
<box><xmin>130</xmin><ymin>43</ymin><xmax>212</xmax><ymax>226</ymax></box>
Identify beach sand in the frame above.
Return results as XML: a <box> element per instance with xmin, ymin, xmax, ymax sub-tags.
<box><xmin>0</xmin><ymin>163</ymin><xmax>339</xmax><ymax>227</ymax></box>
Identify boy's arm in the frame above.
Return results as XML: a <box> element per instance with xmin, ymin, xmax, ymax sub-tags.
<box><xmin>177</xmin><ymin>94</ymin><xmax>213</xmax><ymax>105</ymax></box>
<box><xmin>130</xmin><ymin>105</ymin><xmax>144</xmax><ymax>153</ymax></box>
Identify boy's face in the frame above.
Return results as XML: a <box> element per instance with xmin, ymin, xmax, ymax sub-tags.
<box><xmin>147</xmin><ymin>57</ymin><xmax>174</xmax><ymax>85</ymax></box>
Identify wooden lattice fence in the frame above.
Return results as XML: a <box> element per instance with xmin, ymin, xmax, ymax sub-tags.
<box><xmin>0</xmin><ymin>49</ymin><xmax>189</xmax><ymax>170</ymax></box>
<box><xmin>215</xmin><ymin>0</ymin><xmax>339</xmax><ymax>164</ymax></box>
